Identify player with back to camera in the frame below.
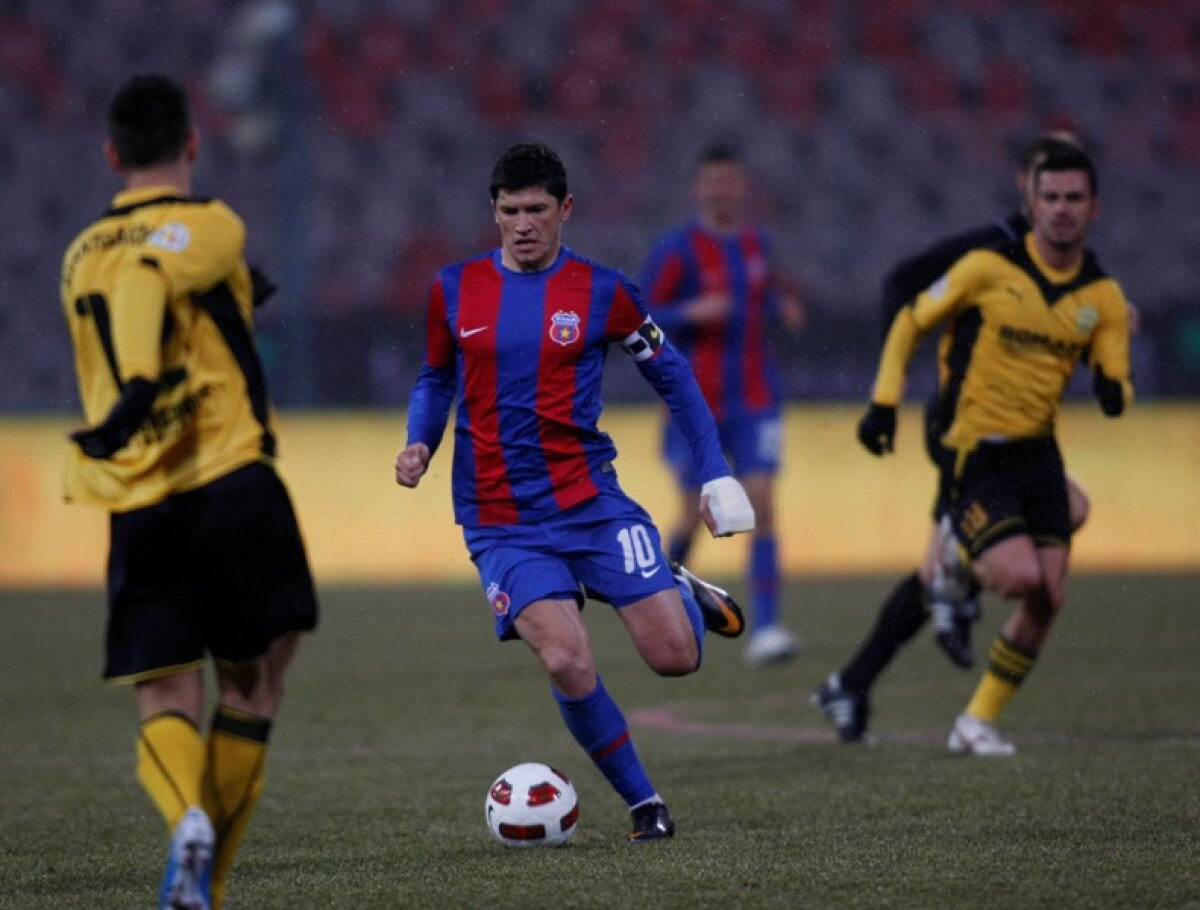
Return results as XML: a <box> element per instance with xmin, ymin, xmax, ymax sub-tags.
<box><xmin>850</xmin><ymin>143</ymin><xmax>1132</xmax><ymax>755</ymax></box>
<box><xmin>60</xmin><ymin>74</ymin><xmax>318</xmax><ymax>908</ymax></box>
<box><xmin>641</xmin><ymin>143</ymin><xmax>807</xmax><ymax>668</ymax></box>
<box><xmin>394</xmin><ymin>143</ymin><xmax>756</xmax><ymax>841</ymax></box>
<box><xmin>813</xmin><ymin>133</ymin><xmax>1098</xmax><ymax>742</ymax></box>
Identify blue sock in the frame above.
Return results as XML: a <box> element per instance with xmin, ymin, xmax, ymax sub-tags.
<box><xmin>553</xmin><ymin>678</ymin><xmax>655</xmax><ymax>807</ymax></box>
<box><xmin>674</xmin><ymin>572</ymin><xmax>705</xmax><ymax>666</ymax></box>
<box><xmin>750</xmin><ymin>533</ymin><xmax>780</xmax><ymax>629</ymax></box>
<box><xmin>666</xmin><ymin>530</ymin><xmax>692</xmax><ymax>565</ymax></box>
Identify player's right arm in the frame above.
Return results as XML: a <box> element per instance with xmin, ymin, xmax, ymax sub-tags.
<box><xmin>641</xmin><ymin>237</ymin><xmax>730</xmax><ymax>331</ymax></box>
<box><xmin>860</xmin><ymin>253</ymin><xmax>983</xmax><ymax>455</ymax></box>
<box><xmin>399</xmin><ymin>278</ymin><xmax>457</xmax><ymax>487</ymax></box>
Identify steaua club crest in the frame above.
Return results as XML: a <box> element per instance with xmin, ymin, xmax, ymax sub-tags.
<box><xmin>549</xmin><ymin>310</ymin><xmax>582</xmax><ymax>346</ymax></box>
<box><xmin>486</xmin><ymin>582</ymin><xmax>511</xmax><ymax>617</ymax></box>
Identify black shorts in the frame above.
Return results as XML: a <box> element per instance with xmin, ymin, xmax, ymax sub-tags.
<box><xmin>943</xmin><ymin>437</ymin><xmax>1071</xmax><ymax>559</ymax></box>
<box><xmin>105</xmin><ymin>462</ymin><xmax>318</xmax><ymax>683</ymax></box>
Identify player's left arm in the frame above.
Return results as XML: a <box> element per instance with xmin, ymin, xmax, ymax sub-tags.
<box><xmin>607</xmin><ymin>278</ymin><xmax>753</xmax><ymax>535</ymax></box>
<box><xmin>1088</xmin><ymin>282</ymin><xmax>1134</xmax><ymax>417</ymax></box>
<box><xmin>68</xmin><ymin>257</ymin><xmax>169</xmax><ymax>458</ymax></box>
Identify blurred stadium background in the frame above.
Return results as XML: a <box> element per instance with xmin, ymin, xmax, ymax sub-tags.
<box><xmin>1</xmin><ymin>0</ymin><xmax>1198</xmax><ymax>583</ymax></box>
<box><xmin>3</xmin><ymin>0</ymin><xmax>1200</xmax><ymax>409</ymax></box>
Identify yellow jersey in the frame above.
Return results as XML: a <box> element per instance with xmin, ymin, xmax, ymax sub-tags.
<box><xmin>872</xmin><ymin>233</ymin><xmax>1132</xmax><ymax>450</ymax></box>
<box><xmin>61</xmin><ymin>186</ymin><xmax>277</xmax><ymax>511</ymax></box>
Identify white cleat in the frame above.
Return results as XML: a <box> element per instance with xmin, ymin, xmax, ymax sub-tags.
<box><xmin>160</xmin><ymin>806</ymin><xmax>214</xmax><ymax>910</ymax></box>
<box><xmin>947</xmin><ymin>713</ymin><xmax>1016</xmax><ymax>757</ymax></box>
<box><xmin>743</xmin><ymin>626</ymin><xmax>799</xmax><ymax>667</ymax></box>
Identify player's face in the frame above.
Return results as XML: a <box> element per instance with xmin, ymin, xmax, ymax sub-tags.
<box><xmin>1030</xmin><ymin>169</ymin><xmax>1097</xmax><ymax>253</ymax></box>
<box><xmin>694</xmin><ymin>161</ymin><xmax>746</xmax><ymax>229</ymax></box>
<box><xmin>493</xmin><ymin>187</ymin><xmax>573</xmax><ymax>272</ymax></box>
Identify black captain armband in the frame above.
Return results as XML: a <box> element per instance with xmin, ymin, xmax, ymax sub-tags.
<box><xmin>1092</xmin><ymin>365</ymin><xmax>1125</xmax><ymax>417</ymax></box>
<box><xmin>620</xmin><ymin>318</ymin><xmax>666</xmax><ymax>362</ymax></box>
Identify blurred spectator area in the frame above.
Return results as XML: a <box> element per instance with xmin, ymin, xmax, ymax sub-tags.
<box><xmin>2</xmin><ymin>0</ymin><xmax>1199</xmax><ymax>408</ymax></box>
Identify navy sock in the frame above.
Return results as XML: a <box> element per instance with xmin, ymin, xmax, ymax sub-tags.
<box><xmin>840</xmin><ymin>572</ymin><xmax>927</xmax><ymax>694</ymax></box>
<box><xmin>553</xmin><ymin>678</ymin><xmax>655</xmax><ymax>807</ymax></box>
<box><xmin>749</xmin><ymin>533</ymin><xmax>780</xmax><ymax>629</ymax></box>
<box><xmin>666</xmin><ymin>530</ymin><xmax>692</xmax><ymax>566</ymax></box>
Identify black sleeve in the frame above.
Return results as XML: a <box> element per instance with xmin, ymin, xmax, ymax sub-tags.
<box><xmin>879</xmin><ymin>222</ymin><xmax>1012</xmax><ymax>335</ymax></box>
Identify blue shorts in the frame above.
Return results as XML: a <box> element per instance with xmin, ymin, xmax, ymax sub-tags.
<box><xmin>664</xmin><ymin>408</ymin><xmax>782</xmax><ymax>490</ymax></box>
<box><xmin>463</xmin><ymin>485</ymin><xmax>676</xmax><ymax>641</ymax></box>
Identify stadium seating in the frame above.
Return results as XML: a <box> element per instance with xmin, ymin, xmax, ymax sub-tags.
<box><xmin>4</xmin><ymin>0</ymin><xmax>1199</xmax><ymax>407</ymax></box>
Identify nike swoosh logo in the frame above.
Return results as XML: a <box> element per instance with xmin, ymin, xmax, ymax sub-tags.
<box><xmin>460</xmin><ymin>326</ymin><xmax>488</xmax><ymax>338</ymax></box>
<box><xmin>640</xmin><ymin>566</ymin><xmax>661</xmax><ymax>579</ymax></box>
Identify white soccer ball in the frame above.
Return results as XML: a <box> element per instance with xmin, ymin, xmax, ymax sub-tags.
<box><xmin>485</xmin><ymin>762</ymin><xmax>579</xmax><ymax>848</ymax></box>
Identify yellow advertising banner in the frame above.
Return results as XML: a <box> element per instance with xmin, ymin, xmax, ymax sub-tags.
<box><xmin>2</xmin><ymin>404</ymin><xmax>1197</xmax><ymax>587</ymax></box>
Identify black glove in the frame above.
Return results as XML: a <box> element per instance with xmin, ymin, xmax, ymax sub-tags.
<box><xmin>250</xmin><ymin>266</ymin><xmax>277</xmax><ymax>308</ymax></box>
<box><xmin>857</xmin><ymin>403</ymin><xmax>897</xmax><ymax>456</ymax></box>
<box><xmin>1092</xmin><ymin>365</ymin><xmax>1125</xmax><ymax>417</ymax></box>
<box><xmin>69</xmin><ymin>378</ymin><xmax>158</xmax><ymax>459</ymax></box>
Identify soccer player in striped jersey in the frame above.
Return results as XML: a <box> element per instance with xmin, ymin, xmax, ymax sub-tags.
<box><xmin>394</xmin><ymin>143</ymin><xmax>756</xmax><ymax>841</ymax></box>
<box><xmin>853</xmin><ymin>144</ymin><xmax>1132</xmax><ymax>755</ymax></box>
<box><xmin>641</xmin><ymin>144</ymin><xmax>806</xmax><ymax>667</ymax></box>
<box><xmin>61</xmin><ymin>74</ymin><xmax>317</xmax><ymax>908</ymax></box>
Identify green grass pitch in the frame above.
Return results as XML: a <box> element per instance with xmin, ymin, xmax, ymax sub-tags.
<box><xmin>1</xmin><ymin>575</ymin><xmax>1197</xmax><ymax>908</ymax></box>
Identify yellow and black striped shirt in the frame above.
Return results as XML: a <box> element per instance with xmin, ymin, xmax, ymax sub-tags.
<box><xmin>61</xmin><ymin>186</ymin><xmax>277</xmax><ymax>511</ymax></box>
<box><xmin>872</xmin><ymin>233</ymin><xmax>1132</xmax><ymax>450</ymax></box>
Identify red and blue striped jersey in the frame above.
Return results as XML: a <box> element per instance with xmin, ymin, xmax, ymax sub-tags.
<box><xmin>407</xmin><ymin>246</ymin><xmax>728</xmax><ymax>527</ymax></box>
<box><xmin>642</xmin><ymin>221</ymin><xmax>782</xmax><ymax>419</ymax></box>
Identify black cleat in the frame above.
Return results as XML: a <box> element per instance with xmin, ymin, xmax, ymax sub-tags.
<box><xmin>671</xmin><ymin>562</ymin><xmax>744</xmax><ymax>638</ymax></box>
<box><xmin>810</xmin><ymin>673</ymin><xmax>871</xmax><ymax>743</ymax></box>
<box><xmin>628</xmin><ymin>802</ymin><xmax>676</xmax><ymax>843</ymax></box>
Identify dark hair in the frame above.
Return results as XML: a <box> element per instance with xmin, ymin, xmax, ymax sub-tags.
<box><xmin>488</xmin><ymin>143</ymin><xmax>568</xmax><ymax>202</ymax></box>
<box><xmin>108</xmin><ymin>74</ymin><xmax>191</xmax><ymax>169</ymax></box>
<box><xmin>1033</xmin><ymin>143</ymin><xmax>1098</xmax><ymax>195</ymax></box>
<box><xmin>697</xmin><ymin>142</ymin><xmax>741</xmax><ymax>169</ymax></box>
<box><xmin>1018</xmin><ymin>130</ymin><xmax>1083</xmax><ymax>172</ymax></box>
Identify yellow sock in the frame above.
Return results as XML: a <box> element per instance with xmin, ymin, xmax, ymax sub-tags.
<box><xmin>965</xmin><ymin>635</ymin><xmax>1038</xmax><ymax>723</ymax></box>
<box><xmin>204</xmin><ymin>706</ymin><xmax>272</xmax><ymax>910</ymax></box>
<box><xmin>136</xmin><ymin>712</ymin><xmax>206</xmax><ymax>831</ymax></box>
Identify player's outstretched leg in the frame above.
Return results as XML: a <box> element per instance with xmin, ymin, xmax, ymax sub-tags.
<box><xmin>159</xmin><ymin>806</ymin><xmax>214</xmax><ymax>910</ymax></box>
<box><xmin>670</xmin><ymin>562</ymin><xmax>744</xmax><ymax>638</ymax></box>
<box><xmin>553</xmin><ymin>679</ymin><xmax>674</xmax><ymax>842</ymax></box>
<box><xmin>811</xmin><ymin>573</ymin><xmax>925</xmax><ymax>743</ymax></box>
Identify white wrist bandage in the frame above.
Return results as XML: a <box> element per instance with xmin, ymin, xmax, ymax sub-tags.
<box><xmin>701</xmin><ymin>476</ymin><xmax>756</xmax><ymax>536</ymax></box>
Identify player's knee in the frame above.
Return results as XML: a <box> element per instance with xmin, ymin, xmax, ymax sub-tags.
<box><xmin>1068</xmin><ymin>484</ymin><xmax>1090</xmax><ymax>532</ymax></box>
<box><xmin>645</xmin><ymin>632</ymin><xmax>699</xmax><ymax>677</ymax></box>
<box><xmin>539</xmin><ymin>644</ymin><xmax>595</xmax><ymax>693</ymax></box>
<box><xmin>990</xmin><ymin>563</ymin><xmax>1043</xmax><ymax>600</ymax></box>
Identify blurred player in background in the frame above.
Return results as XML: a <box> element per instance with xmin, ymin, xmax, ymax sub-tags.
<box><xmin>395</xmin><ymin>143</ymin><xmax>756</xmax><ymax>842</ymax></box>
<box><xmin>642</xmin><ymin>143</ymin><xmax>806</xmax><ymax>667</ymax></box>
<box><xmin>813</xmin><ymin>132</ymin><xmax>1092</xmax><ymax>742</ymax></box>
<box><xmin>851</xmin><ymin>143</ymin><xmax>1132</xmax><ymax>755</ymax></box>
<box><xmin>61</xmin><ymin>74</ymin><xmax>317</xmax><ymax>908</ymax></box>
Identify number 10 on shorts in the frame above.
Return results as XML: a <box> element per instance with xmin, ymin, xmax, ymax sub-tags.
<box><xmin>617</xmin><ymin>525</ymin><xmax>658</xmax><ymax>576</ymax></box>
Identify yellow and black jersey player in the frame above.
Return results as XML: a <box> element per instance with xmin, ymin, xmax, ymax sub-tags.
<box><xmin>61</xmin><ymin>73</ymin><xmax>316</xmax><ymax>909</ymax></box>
<box><xmin>857</xmin><ymin>142</ymin><xmax>1131</xmax><ymax>756</ymax></box>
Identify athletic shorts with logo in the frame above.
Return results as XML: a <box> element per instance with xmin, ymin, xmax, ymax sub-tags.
<box><xmin>464</xmin><ymin>483</ymin><xmax>676</xmax><ymax>641</ymax></box>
